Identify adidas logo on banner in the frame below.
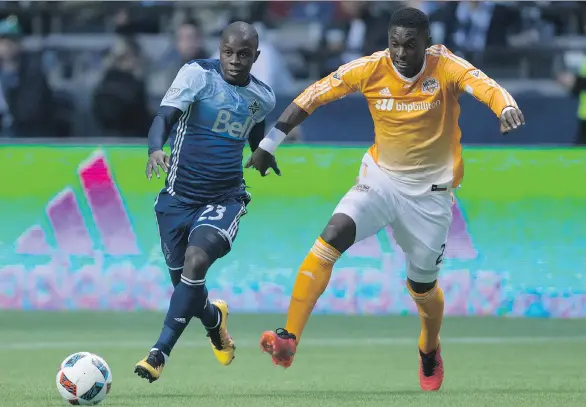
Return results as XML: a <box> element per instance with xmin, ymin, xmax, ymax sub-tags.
<box><xmin>15</xmin><ymin>151</ymin><xmax>141</xmax><ymax>256</ymax></box>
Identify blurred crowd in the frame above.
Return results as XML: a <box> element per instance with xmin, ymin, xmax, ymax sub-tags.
<box><xmin>1</xmin><ymin>1</ymin><xmax>586</xmax><ymax>139</ymax></box>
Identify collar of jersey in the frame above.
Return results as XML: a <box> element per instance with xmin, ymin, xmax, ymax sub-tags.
<box><xmin>387</xmin><ymin>49</ymin><xmax>427</xmax><ymax>84</ymax></box>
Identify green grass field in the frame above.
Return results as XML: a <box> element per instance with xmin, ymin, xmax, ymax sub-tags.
<box><xmin>1</xmin><ymin>312</ymin><xmax>585</xmax><ymax>407</ymax></box>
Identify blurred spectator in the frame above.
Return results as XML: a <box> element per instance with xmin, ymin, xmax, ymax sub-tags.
<box><xmin>452</xmin><ymin>2</ymin><xmax>496</xmax><ymax>52</ymax></box>
<box><xmin>92</xmin><ymin>36</ymin><xmax>150</xmax><ymax>137</ymax></box>
<box><xmin>267</xmin><ymin>1</ymin><xmax>337</xmax><ymax>25</ymax></box>
<box><xmin>558</xmin><ymin>64</ymin><xmax>586</xmax><ymax>145</ymax></box>
<box><xmin>318</xmin><ymin>1</ymin><xmax>392</xmax><ymax>77</ymax></box>
<box><xmin>161</xmin><ymin>19</ymin><xmax>208</xmax><ymax>87</ymax></box>
<box><xmin>0</xmin><ymin>17</ymin><xmax>60</xmax><ymax>138</ymax></box>
<box><xmin>113</xmin><ymin>4</ymin><xmax>162</xmax><ymax>34</ymax></box>
<box><xmin>175</xmin><ymin>19</ymin><xmax>208</xmax><ymax>63</ymax></box>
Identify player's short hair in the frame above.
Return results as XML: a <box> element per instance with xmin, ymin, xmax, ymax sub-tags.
<box><xmin>221</xmin><ymin>21</ymin><xmax>259</xmax><ymax>49</ymax></box>
<box><xmin>388</xmin><ymin>7</ymin><xmax>430</xmax><ymax>34</ymax></box>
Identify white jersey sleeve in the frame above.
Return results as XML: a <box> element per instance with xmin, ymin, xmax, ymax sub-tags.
<box><xmin>160</xmin><ymin>63</ymin><xmax>206</xmax><ymax>111</ymax></box>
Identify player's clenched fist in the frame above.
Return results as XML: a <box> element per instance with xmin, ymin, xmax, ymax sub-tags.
<box><xmin>500</xmin><ymin>107</ymin><xmax>525</xmax><ymax>134</ymax></box>
<box><xmin>146</xmin><ymin>150</ymin><xmax>170</xmax><ymax>180</ymax></box>
<box><xmin>245</xmin><ymin>147</ymin><xmax>281</xmax><ymax>177</ymax></box>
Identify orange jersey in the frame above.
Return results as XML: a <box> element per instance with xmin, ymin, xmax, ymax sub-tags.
<box><xmin>294</xmin><ymin>45</ymin><xmax>517</xmax><ymax>194</ymax></box>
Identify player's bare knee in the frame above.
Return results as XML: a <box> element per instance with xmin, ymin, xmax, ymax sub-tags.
<box><xmin>184</xmin><ymin>225</ymin><xmax>230</xmax><ymax>282</ymax></box>
<box><xmin>183</xmin><ymin>246</ymin><xmax>211</xmax><ymax>282</ymax></box>
<box><xmin>320</xmin><ymin>213</ymin><xmax>356</xmax><ymax>253</ymax></box>
<box><xmin>407</xmin><ymin>278</ymin><xmax>437</xmax><ymax>294</ymax></box>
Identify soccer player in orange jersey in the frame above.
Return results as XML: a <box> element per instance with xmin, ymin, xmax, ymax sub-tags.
<box><xmin>246</xmin><ymin>7</ymin><xmax>525</xmax><ymax>391</ymax></box>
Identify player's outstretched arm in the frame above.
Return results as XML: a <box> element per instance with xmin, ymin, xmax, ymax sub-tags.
<box><xmin>244</xmin><ymin>104</ymin><xmax>308</xmax><ymax>176</ymax></box>
<box><xmin>246</xmin><ymin>56</ymin><xmax>373</xmax><ymax>175</ymax></box>
<box><xmin>438</xmin><ymin>45</ymin><xmax>525</xmax><ymax>134</ymax></box>
<box><xmin>247</xmin><ymin>120</ymin><xmax>281</xmax><ymax>176</ymax></box>
<box><xmin>499</xmin><ymin>106</ymin><xmax>525</xmax><ymax>134</ymax></box>
<box><xmin>248</xmin><ymin>120</ymin><xmax>266</xmax><ymax>152</ymax></box>
<box><xmin>146</xmin><ymin>106</ymin><xmax>182</xmax><ymax>180</ymax></box>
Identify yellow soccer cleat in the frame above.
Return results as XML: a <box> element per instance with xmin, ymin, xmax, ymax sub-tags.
<box><xmin>206</xmin><ymin>299</ymin><xmax>235</xmax><ymax>365</ymax></box>
<box><xmin>134</xmin><ymin>349</ymin><xmax>165</xmax><ymax>383</ymax></box>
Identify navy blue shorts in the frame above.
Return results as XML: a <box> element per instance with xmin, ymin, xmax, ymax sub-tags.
<box><xmin>154</xmin><ymin>190</ymin><xmax>248</xmax><ymax>270</ymax></box>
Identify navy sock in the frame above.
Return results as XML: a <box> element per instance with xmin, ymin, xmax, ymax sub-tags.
<box><xmin>180</xmin><ymin>276</ymin><xmax>220</xmax><ymax>330</ymax></box>
<box><xmin>153</xmin><ymin>281</ymin><xmax>196</xmax><ymax>356</ymax></box>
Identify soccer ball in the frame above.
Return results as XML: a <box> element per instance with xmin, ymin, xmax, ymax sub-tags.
<box><xmin>56</xmin><ymin>352</ymin><xmax>112</xmax><ymax>405</ymax></box>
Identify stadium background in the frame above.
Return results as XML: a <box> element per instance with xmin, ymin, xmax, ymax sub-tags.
<box><xmin>1</xmin><ymin>0</ymin><xmax>584</xmax><ymax>316</ymax></box>
<box><xmin>0</xmin><ymin>2</ymin><xmax>585</xmax><ymax>406</ymax></box>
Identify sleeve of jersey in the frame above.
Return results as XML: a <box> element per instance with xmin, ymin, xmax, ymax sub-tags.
<box><xmin>441</xmin><ymin>48</ymin><xmax>517</xmax><ymax>117</ymax></box>
<box><xmin>160</xmin><ymin>64</ymin><xmax>206</xmax><ymax>111</ymax></box>
<box><xmin>293</xmin><ymin>61</ymin><xmax>367</xmax><ymax>114</ymax></box>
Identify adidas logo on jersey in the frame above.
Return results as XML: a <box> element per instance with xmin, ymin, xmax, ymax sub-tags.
<box><xmin>212</xmin><ymin>109</ymin><xmax>256</xmax><ymax>139</ymax></box>
<box><xmin>375</xmin><ymin>88</ymin><xmax>395</xmax><ymax>111</ymax></box>
<box><xmin>379</xmin><ymin>87</ymin><xmax>392</xmax><ymax>97</ymax></box>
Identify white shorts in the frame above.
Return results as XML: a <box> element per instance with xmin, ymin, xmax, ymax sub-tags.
<box><xmin>334</xmin><ymin>153</ymin><xmax>453</xmax><ymax>283</ymax></box>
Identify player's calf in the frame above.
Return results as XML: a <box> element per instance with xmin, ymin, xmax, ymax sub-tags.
<box><xmin>285</xmin><ymin>213</ymin><xmax>354</xmax><ymax>341</ymax></box>
<box><xmin>180</xmin><ymin>245</ymin><xmax>222</xmax><ymax>330</ymax></box>
<box><xmin>259</xmin><ymin>213</ymin><xmax>355</xmax><ymax>367</ymax></box>
<box><xmin>407</xmin><ymin>273</ymin><xmax>445</xmax><ymax>391</ymax></box>
<box><xmin>136</xmin><ymin>244</ymin><xmax>219</xmax><ymax>381</ymax></box>
<box><xmin>186</xmin><ymin>227</ymin><xmax>236</xmax><ymax>365</ymax></box>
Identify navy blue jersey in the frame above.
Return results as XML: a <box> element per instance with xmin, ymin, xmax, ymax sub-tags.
<box><xmin>160</xmin><ymin>59</ymin><xmax>276</xmax><ymax>204</ymax></box>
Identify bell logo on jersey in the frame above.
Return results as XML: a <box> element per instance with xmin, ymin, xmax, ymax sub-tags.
<box><xmin>212</xmin><ymin>109</ymin><xmax>256</xmax><ymax>139</ymax></box>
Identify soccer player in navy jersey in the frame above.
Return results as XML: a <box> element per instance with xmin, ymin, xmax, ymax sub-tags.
<box><xmin>134</xmin><ymin>21</ymin><xmax>280</xmax><ymax>383</ymax></box>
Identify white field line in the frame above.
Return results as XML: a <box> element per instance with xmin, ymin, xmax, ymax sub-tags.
<box><xmin>1</xmin><ymin>336</ymin><xmax>585</xmax><ymax>350</ymax></box>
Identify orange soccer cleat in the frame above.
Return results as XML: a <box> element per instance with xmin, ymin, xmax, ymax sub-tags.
<box><xmin>259</xmin><ymin>328</ymin><xmax>297</xmax><ymax>368</ymax></box>
<box><xmin>419</xmin><ymin>346</ymin><xmax>444</xmax><ymax>391</ymax></box>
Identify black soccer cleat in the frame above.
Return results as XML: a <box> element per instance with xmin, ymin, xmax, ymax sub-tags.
<box><xmin>134</xmin><ymin>349</ymin><xmax>166</xmax><ymax>383</ymax></box>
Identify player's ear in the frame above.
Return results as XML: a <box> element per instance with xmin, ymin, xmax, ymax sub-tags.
<box><xmin>254</xmin><ymin>50</ymin><xmax>260</xmax><ymax>63</ymax></box>
<box><xmin>426</xmin><ymin>34</ymin><xmax>432</xmax><ymax>48</ymax></box>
